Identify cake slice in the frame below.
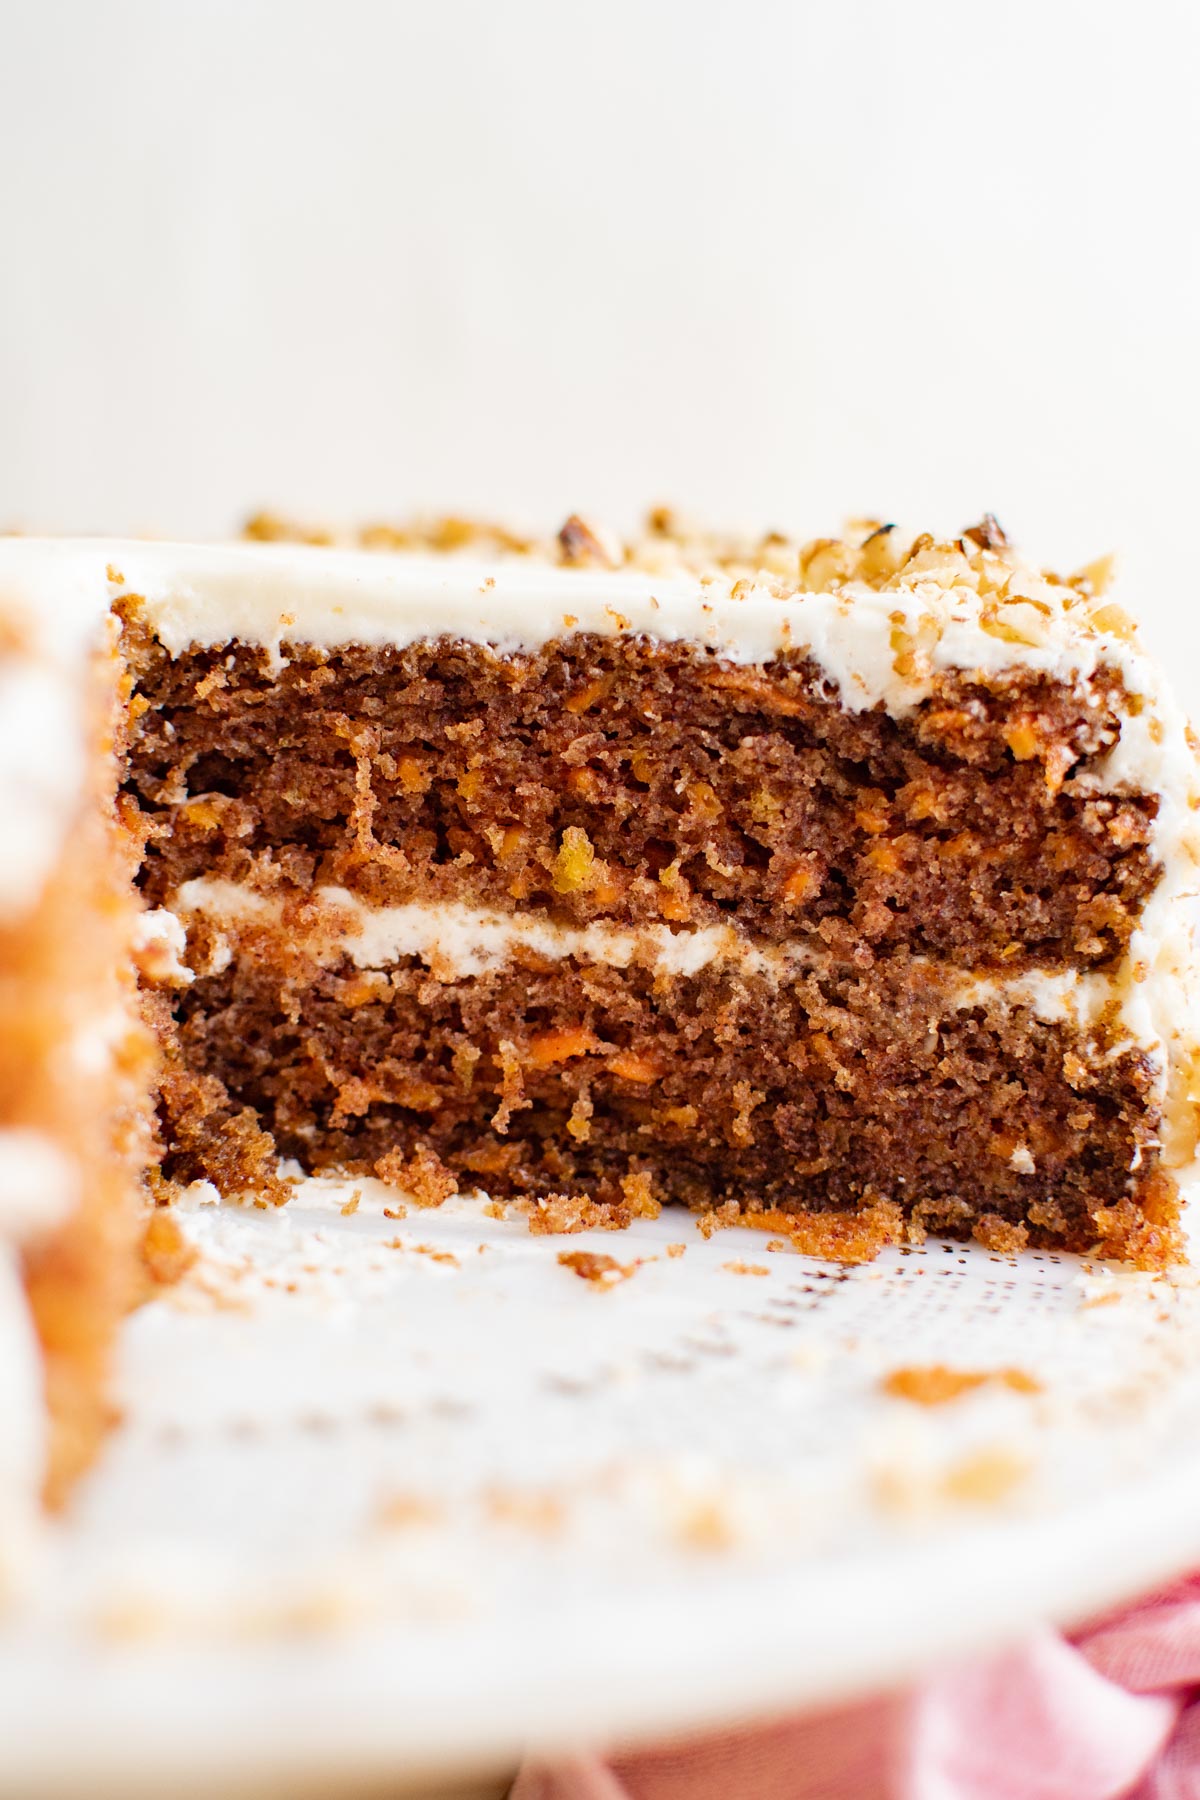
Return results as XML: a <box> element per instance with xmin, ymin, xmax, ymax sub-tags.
<box><xmin>110</xmin><ymin>514</ymin><xmax>1200</xmax><ymax>1262</ymax></box>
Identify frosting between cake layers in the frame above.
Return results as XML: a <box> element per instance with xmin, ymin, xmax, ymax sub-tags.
<box><xmin>165</xmin><ymin>878</ymin><xmax>1132</xmax><ymax>1045</ymax></box>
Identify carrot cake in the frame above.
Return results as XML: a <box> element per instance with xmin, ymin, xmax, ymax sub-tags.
<box><xmin>2</xmin><ymin>512</ymin><xmax>1199</xmax><ymax>1550</ymax></box>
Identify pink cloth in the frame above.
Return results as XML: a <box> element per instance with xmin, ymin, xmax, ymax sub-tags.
<box><xmin>511</xmin><ymin>1578</ymin><xmax>1200</xmax><ymax>1800</ymax></box>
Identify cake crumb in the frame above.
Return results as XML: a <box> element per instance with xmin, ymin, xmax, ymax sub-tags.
<box><xmin>882</xmin><ymin>1364</ymin><xmax>1042</xmax><ymax>1406</ymax></box>
<box><xmin>339</xmin><ymin>1190</ymin><xmax>361</xmax><ymax>1217</ymax></box>
<box><xmin>413</xmin><ymin>1243</ymin><xmax>460</xmax><ymax>1268</ymax></box>
<box><xmin>486</xmin><ymin>1487</ymin><xmax>565</xmax><ymax>1535</ymax></box>
<box><xmin>943</xmin><ymin>1446</ymin><xmax>1030</xmax><ymax>1506</ymax></box>
<box><xmin>674</xmin><ymin>1497</ymin><xmax>736</xmax><ymax>1553</ymax></box>
<box><xmin>374</xmin><ymin>1142</ymin><xmax>457</xmax><ymax>1208</ymax></box>
<box><xmin>376</xmin><ymin>1492</ymin><xmax>443</xmax><ymax>1530</ymax></box>
<box><xmin>524</xmin><ymin>1190</ymin><xmax>639</xmax><ymax>1234</ymax></box>
<box><xmin>737</xmin><ymin>1200</ymin><xmax>907</xmax><ymax>1265</ymax></box>
<box><xmin>874</xmin><ymin>1444</ymin><xmax>1031</xmax><ymax>1515</ymax></box>
<box><xmin>1079</xmin><ymin>1287</ymin><xmax>1121</xmax><ymax>1311</ymax></box>
<box><xmin>722</xmin><ymin>1259</ymin><xmax>769</xmax><ymax>1277</ymax></box>
<box><xmin>557</xmin><ymin>1250</ymin><xmax>636</xmax><ymax>1287</ymax></box>
<box><xmin>382</xmin><ymin>1204</ymin><xmax>407</xmax><ymax>1220</ymax></box>
<box><xmin>620</xmin><ymin>1169</ymin><xmax>661</xmax><ymax>1218</ymax></box>
<box><xmin>93</xmin><ymin>1595</ymin><xmax>174</xmax><ymax>1643</ymax></box>
<box><xmin>666</xmin><ymin>1243</ymin><xmax>687</xmax><ymax>1258</ymax></box>
<box><xmin>972</xmin><ymin>1214</ymin><xmax>1030</xmax><ymax>1254</ymax></box>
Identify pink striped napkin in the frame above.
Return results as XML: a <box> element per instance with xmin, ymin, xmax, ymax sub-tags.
<box><xmin>513</xmin><ymin>1576</ymin><xmax>1200</xmax><ymax>1799</ymax></box>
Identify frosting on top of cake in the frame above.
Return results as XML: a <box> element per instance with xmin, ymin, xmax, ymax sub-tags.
<box><xmin>73</xmin><ymin>525</ymin><xmax>1153</xmax><ymax>715</ymax></box>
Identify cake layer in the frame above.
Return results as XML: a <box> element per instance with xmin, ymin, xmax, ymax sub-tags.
<box><xmin>124</xmin><ymin>634</ymin><xmax>1158</xmax><ymax>971</ymax></box>
<box><xmin>155</xmin><ymin>922</ymin><xmax>1175</xmax><ymax>1262</ymax></box>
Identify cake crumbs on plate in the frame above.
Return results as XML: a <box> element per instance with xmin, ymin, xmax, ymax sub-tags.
<box><xmin>697</xmin><ymin>1200</ymin><xmax>911</xmax><ymax>1264</ymax></box>
<box><xmin>413</xmin><ymin>1243</ymin><xmax>460</xmax><ymax>1268</ymax></box>
<box><xmin>524</xmin><ymin>1186</ymin><xmax>656</xmax><ymax>1235</ymax></box>
<box><xmin>722</xmin><ymin>1260</ymin><xmax>770</xmax><ymax>1277</ymax></box>
<box><xmin>375</xmin><ymin>1491</ymin><xmax>444</xmax><ymax>1531</ymax></box>
<box><xmin>558</xmin><ymin>1250</ymin><xmax>638</xmax><ymax>1287</ymax></box>
<box><xmin>485</xmin><ymin>1486</ymin><xmax>566</xmax><ymax>1535</ymax></box>
<box><xmin>673</xmin><ymin>1497</ymin><xmax>737</xmax><ymax>1553</ymax></box>
<box><xmin>373</xmin><ymin>1142</ymin><xmax>457</xmax><ymax>1208</ymax></box>
<box><xmin>882</xmin><ymin>1365</ymin><xmax>1043</xmax><ymax>1406</ymax></box>
<box><xmin>873</xmin><ymin>1444</ymin><xmax>1031</xmax><ymax>1515</ymax></box>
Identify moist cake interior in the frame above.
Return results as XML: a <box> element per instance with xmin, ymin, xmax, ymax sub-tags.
<box><xmin>126</xmin><ymin>630</ymin><xmax>1171</xmax><ymax>1257</ymax></box>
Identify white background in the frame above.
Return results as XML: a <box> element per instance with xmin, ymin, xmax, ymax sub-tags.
<box><xmin>1</xmin><ymin>0</ymin><xmax>1197</xmax><ymax>692</ymax></box>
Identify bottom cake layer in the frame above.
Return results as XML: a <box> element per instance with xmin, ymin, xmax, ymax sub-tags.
<box><xmin>153</xmin><ymin>917</ymin><xmax>1182</xmax><ymax>1266</ymax></box>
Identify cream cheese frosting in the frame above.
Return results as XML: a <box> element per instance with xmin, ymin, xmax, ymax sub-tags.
<box><xmin>167</xmin><ymin>877</ymin><xmax>1141</xmax><ymax>1055</ymax></box>
<box><xmin>0</xmin><ymin>534</ymin><xmax>1148</xmax><ymax>711</ymax></box>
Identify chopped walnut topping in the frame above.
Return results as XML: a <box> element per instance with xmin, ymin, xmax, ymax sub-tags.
<box><xmin>557</xmin><ymin>514</ymin><xmax>620</xmax><ymax>568</ymax></box>
<box><xmin>962</xmin><ymin>514</ymin><xmax>1009</xmax><ymax>552</ymax></box>
<box><xmin>244</xmin><ymin>508</ymin><xmax>1128</xmax><ymax>653</ymax></box>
